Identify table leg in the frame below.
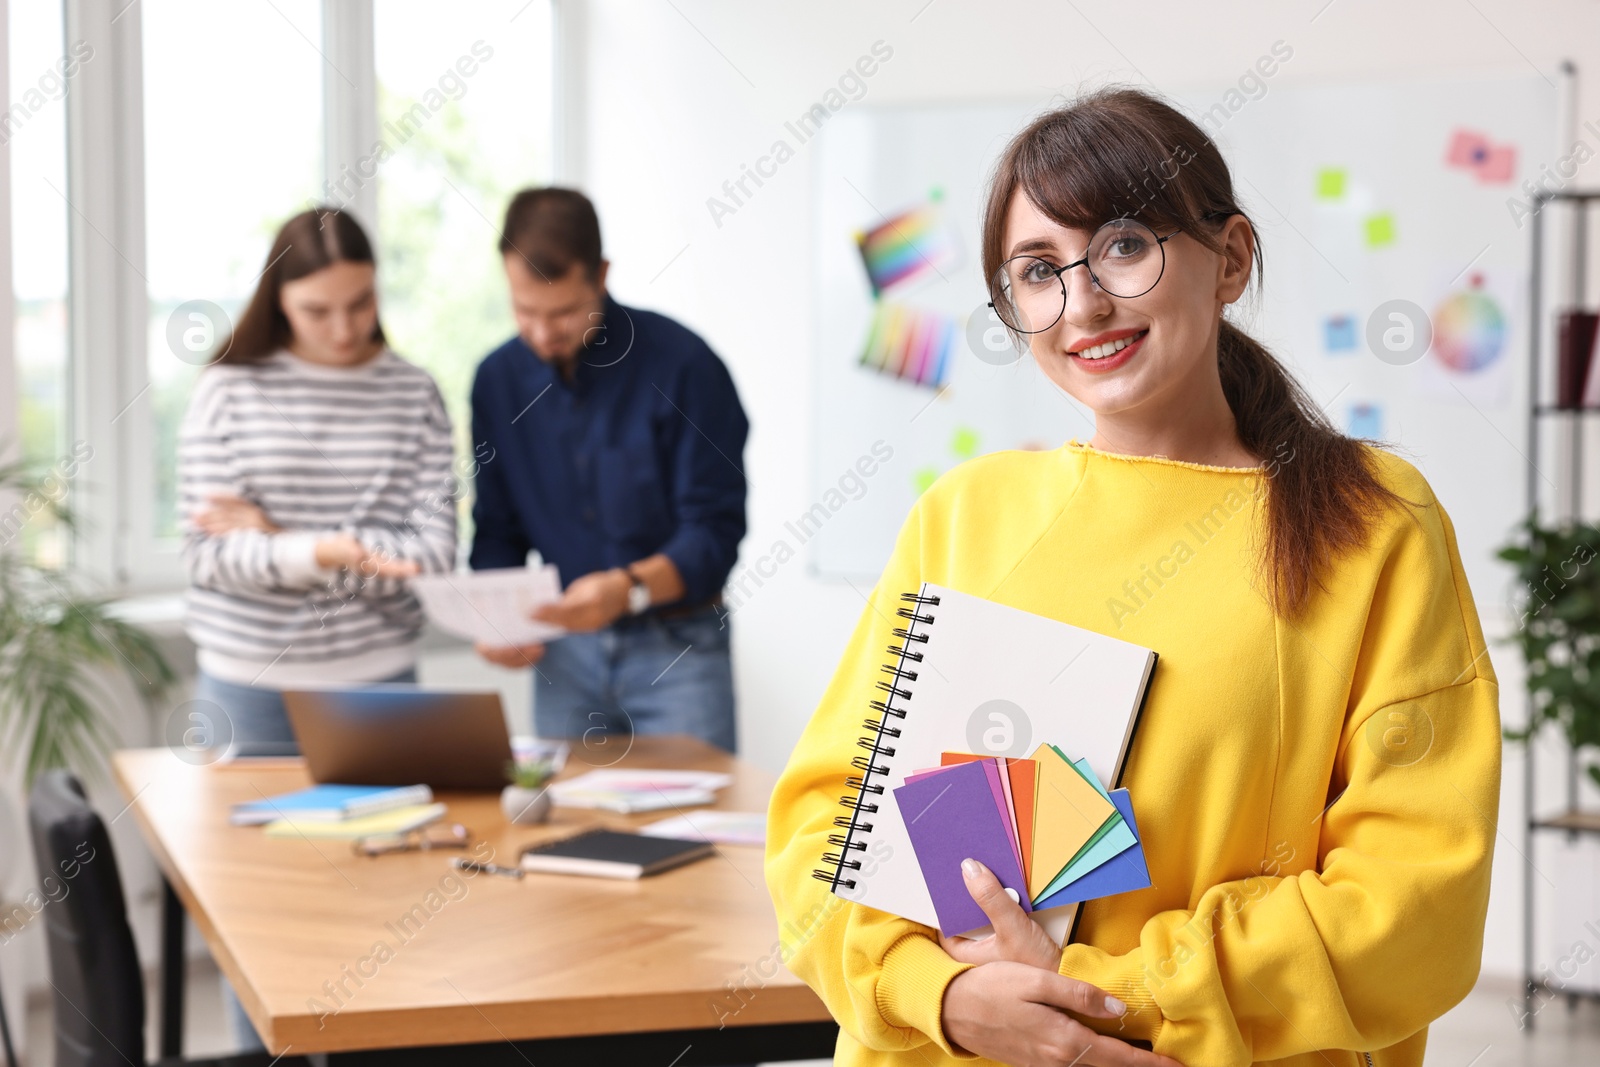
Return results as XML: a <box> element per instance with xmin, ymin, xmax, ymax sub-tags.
<box><xmin>160</xmin><ymin>878</ymin><xmax>185</xmax><ymax>1059</ymax></box>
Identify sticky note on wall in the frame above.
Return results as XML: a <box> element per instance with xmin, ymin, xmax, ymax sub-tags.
<box><xmin>1364</xmin><ymin>213</ymin><xmax>1396</xmax><ymax>248</ymax></box>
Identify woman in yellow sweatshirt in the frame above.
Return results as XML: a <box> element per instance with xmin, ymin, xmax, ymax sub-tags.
<box><xmin>764</xmin><ymin>87</ymin><xmax>1500</xmax><ymax>1067</ymax></box>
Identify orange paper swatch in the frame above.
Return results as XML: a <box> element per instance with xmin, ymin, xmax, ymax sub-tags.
<box><xmin>942</xmin><ymin>752</ymin><xmax>1038</xmax><ymax>885</ymax></box>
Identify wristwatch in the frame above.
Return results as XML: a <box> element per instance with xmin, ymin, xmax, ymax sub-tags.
<box><xmin>623</xmin><ymin>566</ymin><xmax>651</xmax><ymax>616</ymax></box>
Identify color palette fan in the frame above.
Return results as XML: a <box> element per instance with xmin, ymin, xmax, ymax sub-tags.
<box><xmin>892</xmin><ymin>745</ymin><xmax>1150</xmax><ymax>937</ymax></box>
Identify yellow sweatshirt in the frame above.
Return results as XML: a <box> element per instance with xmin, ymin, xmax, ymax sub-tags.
<box><xmin>764</xmin><ymin>439</ymin><xmax>1501</xmax><ymax>1067</ymax></box>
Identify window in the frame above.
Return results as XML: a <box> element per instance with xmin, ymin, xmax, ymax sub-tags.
<box><xmin>373</xmin><ymin>0</ymin><xmax>555</xmax><ymax>539</ymax></box>
<box><xmin>7</xmin><ymin>0</ymin><xmax>71</xmax><ymax>567</ymax></box>
<box><xmin>7</xmin><ymin>1</ymin><xmax>557</xmax><ymax>592</ymax></box>
<box><xmin>140</xmin><ymin>0</ymin><xmax>324</xmax><ymax>543</ymax></box>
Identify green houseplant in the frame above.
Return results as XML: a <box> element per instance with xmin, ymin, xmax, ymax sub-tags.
<box><xmin>1497</xmin><ymin>511</ymin><xmax>1600</xmax><ymax>792</ymax></box>
<box><xmin>502</xmin><ymin>756</ymin><xmax>559</xmax><ymax>825</ymax></box>
<box><xmin>0</xmin><ymin>456</ymin><xmax>176</xmax><ymax>783</ymax></box>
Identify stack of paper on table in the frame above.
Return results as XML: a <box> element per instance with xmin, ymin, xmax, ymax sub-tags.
<box><xmin>640</xmin><ymin>810</ymin><xmax>766</xmax><ymax>846</ymax></box>
<box><xmin>548</xmin><ymin>768</ymin><xmax>732</xmax><ymax>814</ymax></box>
<box><xmin>892</xmin><ymin>745</ymin><xmax>1150</xmax><ymax>937</ymax></box>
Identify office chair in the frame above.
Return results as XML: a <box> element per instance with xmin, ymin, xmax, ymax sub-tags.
<box><xmin>28</xmin><ymin>770</ymin><xmax>308</xmax><ymax>1067</ymax></box>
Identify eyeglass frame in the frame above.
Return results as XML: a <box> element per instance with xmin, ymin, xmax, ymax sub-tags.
<box><xmin>350</xmin><ymin>822</ymin><xmax>473</xmax><ymax>857</ymax></box>
<box><xmin>989</xmin><ymin>210</ymin><xmax>1239</xmax><ymax>335</ymax></box>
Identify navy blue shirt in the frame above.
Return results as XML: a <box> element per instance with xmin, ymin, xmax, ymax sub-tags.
<box><xmin>468</xmin><ymin>294</ymin><xmax>749</xmax><ymax>608</ymax></box>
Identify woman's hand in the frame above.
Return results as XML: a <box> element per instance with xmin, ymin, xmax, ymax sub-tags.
<box><xmin>940</xmin><ymin>857</ymin><xmax>1064</xmax><ymax>971</ymax></box>
<box><xmin>313</xmin><ymin>533</ymin><xmax>420</xmax><ymax>579</ymax></box>
<box><xmin>943</xmin><ymin>962</ymin><xmax>1184</xmax><ymax>1067</ymax></box>
<box><xmin>194</xmin><ymin>494</ymin><xmax>281</xmax><ymax>534</ymax></box>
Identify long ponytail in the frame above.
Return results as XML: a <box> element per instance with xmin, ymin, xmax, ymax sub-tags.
<box><xmin>1216</xmin><ymin>320</ymin><xmax>1408</xmax><ymax>613</ymax></box>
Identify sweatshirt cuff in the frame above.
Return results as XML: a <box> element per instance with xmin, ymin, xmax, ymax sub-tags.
<box><xmin>1059</xmin><ymin>941</ymin><xmax>1163</xmax><ymax>1045</ymax></box>
<box><xmin>271</xmin><ymin>531</ymin><xmax>337</xmax><ymax>587</ymax></box>
<box><xmin>875</xmin><ymin>933</ymin><xmax>978</xmax><ymax>1059</ymax></box>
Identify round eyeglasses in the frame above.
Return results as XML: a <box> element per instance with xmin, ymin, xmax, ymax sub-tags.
<box><xmin>989</xmin><ymin>212</ymin><xmax>1235</xmax><ymax>335</ymax></box>
<box><xmin>351</xmin><ymin>822</ymin><xmax>473</xmax><ymax>857</ymax></box>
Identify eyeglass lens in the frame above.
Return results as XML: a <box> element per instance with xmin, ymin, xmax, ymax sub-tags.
<box><xmin>993</xmin><ymin>218</ymin><xmax>1168</xmax><ymax>333</ymax></box>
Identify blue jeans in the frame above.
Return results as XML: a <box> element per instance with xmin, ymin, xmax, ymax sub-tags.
<box><xmin>199</xmin><ymin>667</ymin><xmax>414</xmax><ymax>1052</ymax></box>
<box><xmin>534</xmin><ymin>605</ymin><xmax>737</xmax><ymax>754</ymax></box>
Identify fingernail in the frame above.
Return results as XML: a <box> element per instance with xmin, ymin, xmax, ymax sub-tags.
<box><xmin>961</xmin><ymin>858</ymin><xmax>977</xmax><ymax>878</ymax></box>
<box><xmin>1105</xmin><ymin>995</ymin><xmax>1127</xmax><ymax>1016</ymax></box>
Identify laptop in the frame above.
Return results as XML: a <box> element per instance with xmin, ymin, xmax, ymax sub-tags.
<box><xmin>281</xmin><ymin>685</ymin><xmax>515</xmax><ymax>792</ymax></box>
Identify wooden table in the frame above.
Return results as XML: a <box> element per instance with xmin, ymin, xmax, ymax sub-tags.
<box><xmin>112</xmin><ymin>736</ymin><xmax>836</xmax><ymax>1065</ymax></box>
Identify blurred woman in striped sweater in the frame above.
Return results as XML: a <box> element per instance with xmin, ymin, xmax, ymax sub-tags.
<box><xmin>178</xmin><ymin>206</ymin><xmax>458</xmax><ymax>757</ymax></box>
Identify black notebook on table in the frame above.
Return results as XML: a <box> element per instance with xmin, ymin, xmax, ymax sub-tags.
<box><xmin>519</xmin><ymin>828</ymin><xmax>714</xmax><ymax>880</ymax></box>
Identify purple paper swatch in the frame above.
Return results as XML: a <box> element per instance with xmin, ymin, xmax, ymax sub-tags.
<box><xmin>893</xmin><ymin>759</ymin><xmax>1031</xmax><ymax>936</ymax></box>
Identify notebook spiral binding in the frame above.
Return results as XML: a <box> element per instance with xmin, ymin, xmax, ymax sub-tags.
<box><xmin>812</xmin><ymin>591</ymin><xmax>940</xmax><ymax>891</ymax></box>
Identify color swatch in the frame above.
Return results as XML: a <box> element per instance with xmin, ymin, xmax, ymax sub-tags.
<box><xmin>1323</xmin><ymin>314</ymin><xmax>1357</xmax><ymax>353</ymax></box>
<box><xmin>855</xmin><ymin>201</ymin><xmax>961</xmax><ymax>295</ymax></box>
<box><xmin>1431</xmin><ymin>274</ymin><xmax>1506</xmax><ymax>373</ymax></box>
<box><xmin>892</xmin><ymin>746</ymin><xmax>1151</xmax><ymax>936</ymax></box>
<box><xmin>1364</xmin><ymin>213</ymin><xmax>1396</xmax><ymax>248</ymax></box>
<box><xmin>859</xmin><ymin>301</ymin><xmax>957</xmax><ymax>387</ymax></box>
<box><xmin>1444</xmin><ymin>128</ymin><xmax>1516</xmax><ymax>184</ymax></box>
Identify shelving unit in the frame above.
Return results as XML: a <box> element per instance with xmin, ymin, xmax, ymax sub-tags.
<box><xmin>1521</xmin><ymin>188</ymin><xmax>1600</xmax><ymax>1027</ymax></box>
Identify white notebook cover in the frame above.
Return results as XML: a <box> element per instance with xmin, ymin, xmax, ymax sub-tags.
<box><xmin>828</xmin><ymin>582</ymin><xmax>1157</xmax><ymax>944</ymax></box>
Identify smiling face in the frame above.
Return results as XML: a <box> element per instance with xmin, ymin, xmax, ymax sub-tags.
<box><xmin>278</xmin><ymin>260</ymin><xmax>382</xmax><ymax>367</ymax></box>
<box><xmin>1001</xmin><ymin>192</ymin><xmax>1254</xmax><ymax>424</ymax></box>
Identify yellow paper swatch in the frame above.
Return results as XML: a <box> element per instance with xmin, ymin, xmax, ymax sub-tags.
<box><xmin>1026</xmin><ymin>743</ymin><xmax>1117</xmax><ymax>900</ymax></box>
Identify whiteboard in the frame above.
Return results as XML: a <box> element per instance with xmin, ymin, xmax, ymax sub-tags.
<box><xmin>808</xmin><ymin>75</ymin><xmax>1558</xmax><ymax>613</ymax></box>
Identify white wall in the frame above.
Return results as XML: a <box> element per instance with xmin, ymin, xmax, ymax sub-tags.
<box><xmin>567</xmin><ymin>0</ymin><xmax>1600</xmax><ymax>985</ymax></box>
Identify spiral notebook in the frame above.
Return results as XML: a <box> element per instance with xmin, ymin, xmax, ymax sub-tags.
<box><xmin>813</xmin><ymin>582</ymin><xmax>1157</xmax><ymax>944</ymax></box>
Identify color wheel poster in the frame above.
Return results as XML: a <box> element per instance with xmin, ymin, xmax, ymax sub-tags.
<box><xmin>1414</xmin><ymin>264</ymin><xmax>1517</xmax><ymax>409</ymax></box>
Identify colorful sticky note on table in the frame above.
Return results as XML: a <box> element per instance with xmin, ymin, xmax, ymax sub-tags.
<box><xmin>855</xmin><ymin>201</ymin><xmax>961</xmax><ymax>295</ymax></box>
<box><xmin>1033</xmin><ymin>787</ymin><xmax>1151</xmax><ymax>910</ymax></box>
<box><xmin>1026</xmin><ymin>743</ymin><xmax>1117</xmax><ymax>900</ymax></box>
<box><xmin>1364</xmin><ymin>213</ymin><xmax>1396</xmax><ymax>248</ymax></box>
<box><xmin>894</xmin><ymin>759</ymin><xmax>1032</xmax><ymax>936</ymax></box>
<box><xmin>1314</xmin><ymin>167</ymin><xmax>1346</xmax><ymax>200</ymax></box>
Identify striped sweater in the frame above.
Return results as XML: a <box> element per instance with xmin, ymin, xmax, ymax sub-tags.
<box><xmin>178</xmin><ymin>348</ymin><xmax>458</xmax><ymax>687</ymax></box>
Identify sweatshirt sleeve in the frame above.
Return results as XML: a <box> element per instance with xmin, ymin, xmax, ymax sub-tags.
<box><xmin>764</xmin><ymin>499</ymin><xmax>979</xmax><ymax>1058</ymax></box>
<box><xmin>1055</xmin><ymin>492</ymin><xmax>1502</xmax><ymax>1066</ymax></box>
<box><xmin>342</xmin><ymin>373</ymin><xmax>459</xmax><ymax>599</ymax></box>
<box><xmin>178</xmin><ymin>370</ymin><xmax>338</xmax><ymax>594</ymax></box>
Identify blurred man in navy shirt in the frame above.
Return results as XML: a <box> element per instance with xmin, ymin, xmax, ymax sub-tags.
<box><xmin>471</xmin><ymin>188</ymin><xmax>748</xmax><ymax>753</ymax></box>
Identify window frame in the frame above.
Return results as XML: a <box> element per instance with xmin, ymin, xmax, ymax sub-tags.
<box><xmin>11</xmin><ymin>0</ymin><xmax>568</xmax><ymax>596</ymax></box>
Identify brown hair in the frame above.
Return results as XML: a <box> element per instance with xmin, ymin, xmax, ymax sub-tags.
<box><xmin>212</xmin><ymin>207</ymin><xmax>384</xmax><ymax>365</ymax></box>
<box><xmin>981</xmin><ymin>87</ymin><xmax>1410</xmax><ymax>618</ymax></box>
<box><xmin>499</xmin><ymin>186</ymin><xmax>603</xmax><ymax>280</ymax></box>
